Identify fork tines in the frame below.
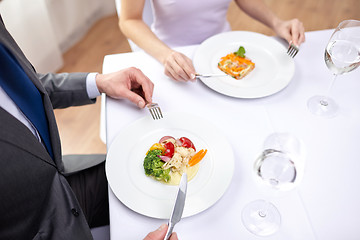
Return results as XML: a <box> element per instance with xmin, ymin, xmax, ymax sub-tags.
<box><xmin>287</xmin><ymin>43</ymin><xmax>299</xmax><ymax>58</ymax></box>
<box><xmin>147</xmin><ymin>103</ymin><xmax>163</xmax><ymax>120</ymax></box>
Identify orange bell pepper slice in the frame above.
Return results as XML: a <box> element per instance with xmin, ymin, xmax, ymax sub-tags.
<box><xmin>146</xmin><ymin>143</ymin><xmax>165</xmax><ymax>154</ymax></box>
<box><xmin>188</xmin><ymin>149</ymin><xmax>207</xmax><ymax>167</ymax></box>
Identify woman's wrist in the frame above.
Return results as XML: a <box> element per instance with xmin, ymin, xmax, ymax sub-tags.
<box><xmin>270</xmin><ymin>15</ymin><xmax>282</xmax><ymax>32</ymax></box>
<box><xmin>159</xmin><ymin>48</ymin><xmax>175</xmax><ymax>66</ymax></box>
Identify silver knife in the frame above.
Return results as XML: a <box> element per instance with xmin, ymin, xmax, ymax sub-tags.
<box><xmin>195</xmin><ymin>73</ymin><xmax>228</xmax><ymax>78</ymax></box>
<box><xmin>164</xmin><ymin>173</ymin><xmax>188</xmax><ymax>240</ymax></box>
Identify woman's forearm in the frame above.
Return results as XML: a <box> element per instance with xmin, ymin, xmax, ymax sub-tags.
<box><xmin>234</xmin><ymin>0</ymin><xmax>280</xmax><ymax>31</ymax></box>
<box><xmin>119</xmin><ymin>0</ymin><xmax>172</xmax><ymax>65</ymax></box>
<box><xmin>120</xmin><ymin>20</ymin><xmax>173</xmax><ymax>64</ymax></box>
<box><xmin>235</xmin><ymin>0</ymin><xmax>305</xmax><ymax>45</ymax></box>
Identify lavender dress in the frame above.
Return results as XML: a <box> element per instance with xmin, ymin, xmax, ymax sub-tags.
<box><xmin>150</xmin><ymin>0</ymin><xmax>232</xmax><ymax>47</ymax></box>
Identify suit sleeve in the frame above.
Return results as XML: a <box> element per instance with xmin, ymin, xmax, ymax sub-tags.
<box><xmin>37</xmin><ymin>72</ymin><xmax>95</xmax><ymax>109</ymax></box>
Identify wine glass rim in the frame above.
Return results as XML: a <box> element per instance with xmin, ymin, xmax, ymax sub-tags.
<box><xmin>337</xmin><ymin>19</ymin><xmax>360</xmax><ymax>29</ymax></box>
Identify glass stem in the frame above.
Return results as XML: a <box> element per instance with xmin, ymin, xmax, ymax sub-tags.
<box><xmin>327</xmin><ymin>74</ymin><xmax>338</xmax><ymax>94</ymax></box>
<box><xmin>321</xmin><ymin>74</ymin><xmax>337</xmax><ymax>106</ymax></box>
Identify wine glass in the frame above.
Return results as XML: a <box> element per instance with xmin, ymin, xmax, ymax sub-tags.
<box><xmin>308</xmin><ymin>19</ymin><xmax>360</xmax><ymax>118</ymax></box>
<box><xmin>242</xmin><ymin>133</ymin><xmax>305</xmax><ymax>236</ymax></box>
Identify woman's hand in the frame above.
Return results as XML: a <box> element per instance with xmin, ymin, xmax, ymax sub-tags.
<box><xmin>273</xmin><ymin>18</ymin><xmax>305</xmax><ymax>46</ymax></box>
<box><xmin>162</xmin><ymin>50</ymin><xmax>197</xmax><ymax>82</ymax></box>
<box><xmin>95</xmin><ymin>67</ymin><xmax>154</xmax><ymax>108</ymax></box>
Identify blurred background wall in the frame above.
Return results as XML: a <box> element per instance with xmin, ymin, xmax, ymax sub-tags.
<box><xmin>0</xmin><ymin>0</ymin><xmax>116</xmax><ymax>73</ymax></box>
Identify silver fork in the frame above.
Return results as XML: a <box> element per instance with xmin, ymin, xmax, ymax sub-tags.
<box><xmin>287</xmin><ymin>43</ymin><xmax>299</xmax><ymax>58</ymax></box>
<box><xmin>147</xmin><ymin>103</ymin><xmax>163</xmax><ymax>120</ymax></box>
<box><xmin>195</xmin><ymin>73</ymin><xmax>228</xmax><ymax>78</ymax></box>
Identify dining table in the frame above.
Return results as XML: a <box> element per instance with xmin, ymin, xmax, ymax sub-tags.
<box><xmin>102</xmin><ymin>29</ymin><xmax>360</xmax><ymax>240</ymax></box>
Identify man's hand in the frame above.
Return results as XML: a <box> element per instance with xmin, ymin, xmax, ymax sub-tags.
<box><xmin>95</xmin><ymin>67</ymin><xmax>154</xmax><ymax>108</ymax></box>
<box><xmin>144</xmin><ymin>224</ymin><xmax>178</xmax><ymax>240</ymax></box>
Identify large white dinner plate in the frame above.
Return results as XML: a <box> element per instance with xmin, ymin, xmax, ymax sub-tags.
<box><xmin>106</xmin><ymin>112</ymin><xmax>234</xmax><ymax>219</ymax></box>
<box><xmin>193</xmin><ymin>31</ymin><xmax>295</xmax><ymax>98</ymax></box>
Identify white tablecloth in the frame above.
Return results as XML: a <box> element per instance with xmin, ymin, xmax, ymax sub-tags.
<box><xmin>103</xmin><ymin>29</ymin><xmax>360</xmax><ymax>240</ymax></box>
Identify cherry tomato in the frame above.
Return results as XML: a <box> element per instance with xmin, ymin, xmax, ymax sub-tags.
<box><xmin>163</xmin><ymin>142</ymin><xmax>175</xmax><ymax>158</ymax></box>
<box><xmin>179</xmin><ymin>137</ymin><xmax>196</xmax><ymax>151</ymax></box>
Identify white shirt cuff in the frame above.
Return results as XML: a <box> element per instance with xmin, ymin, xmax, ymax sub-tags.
<box><xmin>86</xmin><ymin>72</ymin><xmax>101</xmax><ymax>99</ymax></box>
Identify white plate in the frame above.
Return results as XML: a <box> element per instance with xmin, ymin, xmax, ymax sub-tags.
<box><xmin>106</xmin><ymin>112</ymin><xmax>234</xmax><ymax>219</ymax></box>
<box><xmin>193</xmin><ymin>31</ymin><xmax>295</xmax><ymax>98</ymax></box>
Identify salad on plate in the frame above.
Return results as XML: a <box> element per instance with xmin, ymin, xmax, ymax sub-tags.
<box><xmin>143</xmin><ymin>136</ymin><xmax>207</xmax><ymax>185</ymax></box>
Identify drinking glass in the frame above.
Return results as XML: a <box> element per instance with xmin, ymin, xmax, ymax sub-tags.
<box><xmin>242</xmin><ymin>133</ymin><xmax>304</xmax><ymax>236</ymax></box>
<box><xmin>307</xmin><ymin>20</ymin><xmax>360</xmax><ymax>117</ymax></box>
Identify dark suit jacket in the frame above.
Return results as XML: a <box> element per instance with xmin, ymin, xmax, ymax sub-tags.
<box><xmin>0</xmin><ymin>16</ymin><xmax>95</xmax><ymax>239</ymax></box>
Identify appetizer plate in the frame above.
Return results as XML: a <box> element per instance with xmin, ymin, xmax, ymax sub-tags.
<box><xmin>106</xmin><ymin>112</ymin><xmax>234</xmax><ymax>219</ymax></box>
<box><xmin>193</xmin><ymin>31</ymin><xmax>295</xmax><ymax>98</ymax></box>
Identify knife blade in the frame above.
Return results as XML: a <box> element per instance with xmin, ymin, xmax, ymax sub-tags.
<box><xmin>164</xmin><ymin>173</ymin><xmax>187</xmax><ymax>240</ymax></box>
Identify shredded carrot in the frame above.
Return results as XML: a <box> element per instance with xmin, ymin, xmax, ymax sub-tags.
<box><xmin>189</xmin><ymin>149</ymin><xmax>207</xmax><ymax>167</ymax></box>
<box><xmin>218</xmin><ymin>52</ymin><xmax>255</xmax><ymax>79</ymax></box>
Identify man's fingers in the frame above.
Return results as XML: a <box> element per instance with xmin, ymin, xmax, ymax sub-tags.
<box><xmin>125</xmin><ymin>89</ymin><xmax>146</xmax><ymax>108</ymax></box>
<box><xmin>143</xmin><ymin>224</ymin><xmax>168</xmax><ymax>240</ymax></box>
<box><xmin>130</xmin><ymin>68</ymin><xmax>154</xmax><ymax>103</ymax></box>
<box><xmin>170</xmin><ymin>232</ymin><xmax>178</xmax><ymax>240</ymax></box>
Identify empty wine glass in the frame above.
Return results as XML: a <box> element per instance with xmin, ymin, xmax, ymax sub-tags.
<box><xmin>242</xmin><ymin>133</ymin><xmax>305</xmax><ymax>236</ymax></box>
<box><xmin>308</xmin><ymin>20</ymin><xmax>360</xmax><ymax>117</ymax></box>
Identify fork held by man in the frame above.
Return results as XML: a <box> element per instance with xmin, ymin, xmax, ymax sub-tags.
<box><xmin>147</xmin><ymin>103</ymin><xmax>163</xmax><ymax>120</ymax></box>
